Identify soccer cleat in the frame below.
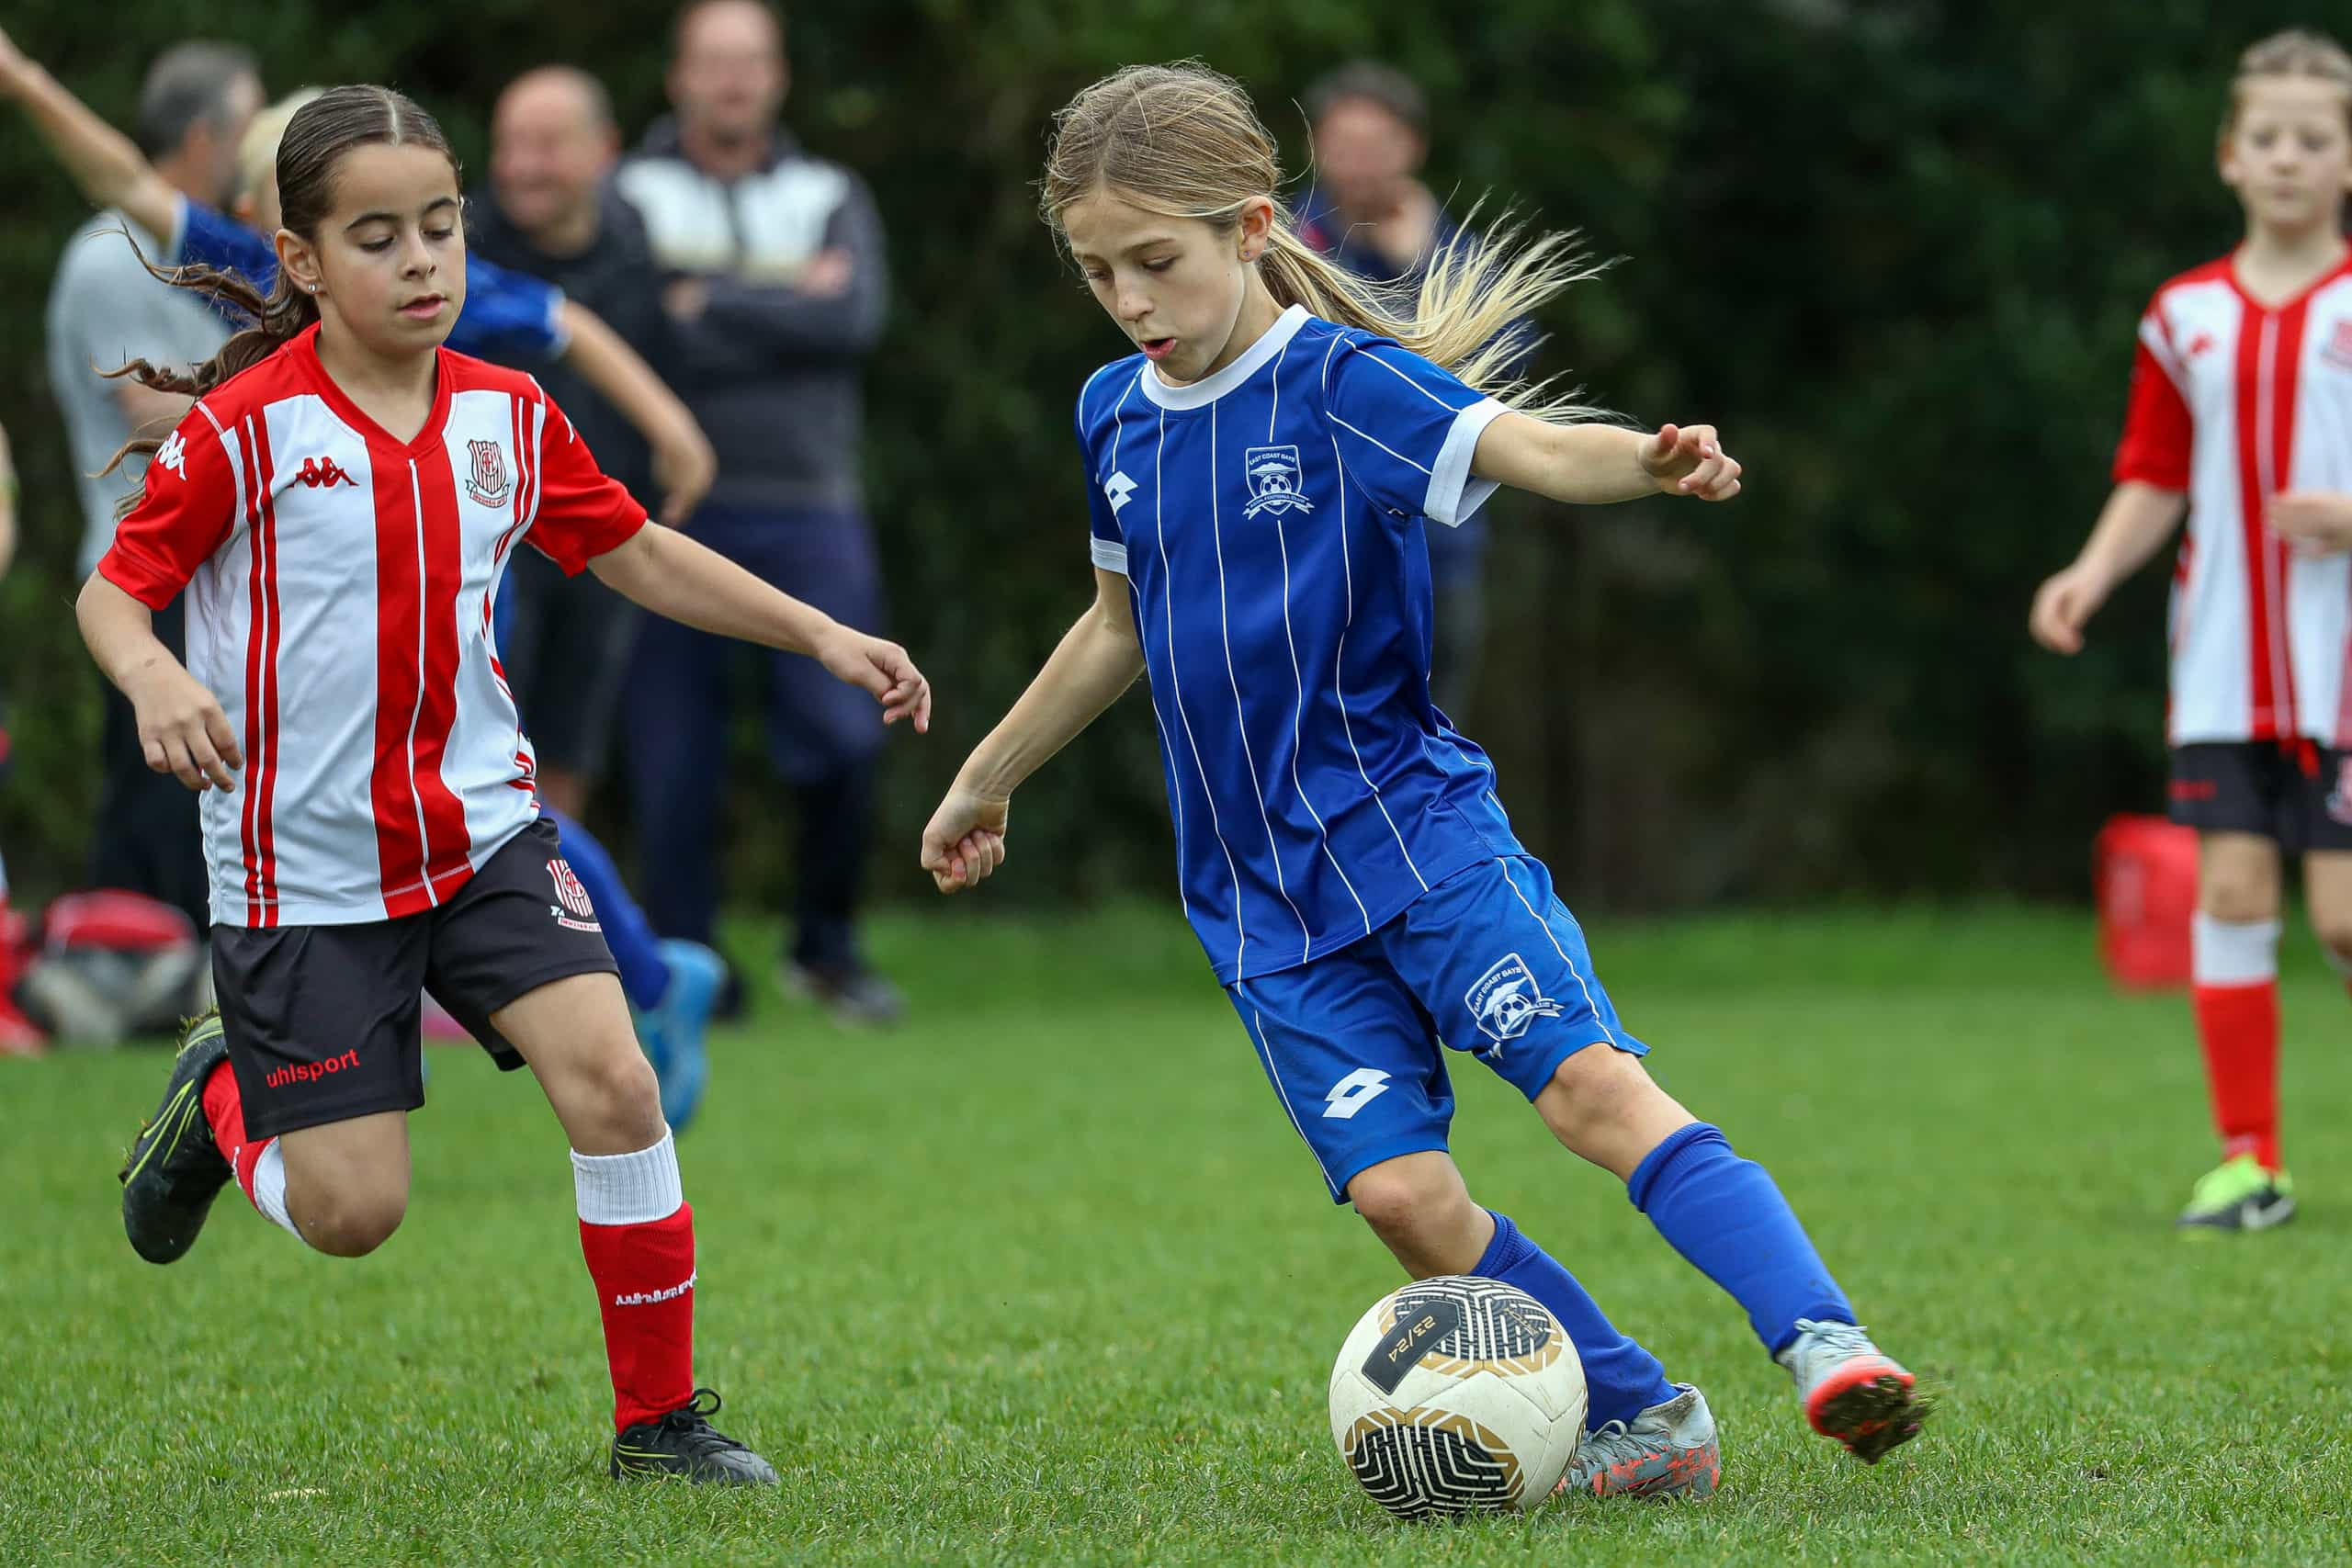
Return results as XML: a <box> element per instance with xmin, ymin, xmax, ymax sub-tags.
<box><xmin>783</xmin><ymin>960</ymin><xmax>906</xmax><ymax>1029</ymax></box>
<box><xmin>2177</xmin><ymin>1154</ymin><xmax>2296</xmax><ymax>1235</ymax></box>
<box><xmin>609</xmin><ymin>1388</ymin><xmax>778</xmax><ymax>1485</ymax></box>
<box><xmin>1777</xmin><ymin>1318</ymin><xmax>1927</xmax><ymax>1463</ymax></box>
<box><xmin>1556</xmin><ymin>1382</ymin><xmax>1721</xmax><ymax>1500</ymax></box>
<box><xmin>641</xmin><ymin>940</ymin><xmax>721</xmax><ymax>1134</ymax></box>
<box><xmin>119</xmin><ymin>1010</ymin><xmax>234</xmax><ymax>1264</ymax></box>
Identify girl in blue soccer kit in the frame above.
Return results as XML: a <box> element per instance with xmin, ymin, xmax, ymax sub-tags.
<box><xmin>922</xmin><ymin>63</ymin><xmax>1930</xmax><ymax>1495</ymax></box>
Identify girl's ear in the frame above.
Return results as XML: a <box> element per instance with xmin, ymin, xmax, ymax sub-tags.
<box><xmin>275</xmin><ymin>227</ymin><xmax>323</xmax><ymax>296</ymax></box>
<box><xmin>1237</xmin><ymin>196</ymin><xmax>1277</xmax><ymax>264</ymax></box>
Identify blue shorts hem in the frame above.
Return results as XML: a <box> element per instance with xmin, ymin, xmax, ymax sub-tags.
<box><xmin>1324</xmin><ymin>1134</ymin><xmax>1454</xmax><ymax>1206</ymax></box>
<box><xmin>1492</xmin><ymin>1032</ymin><xmax>1648</xmax><ymax>1102</ymax></box>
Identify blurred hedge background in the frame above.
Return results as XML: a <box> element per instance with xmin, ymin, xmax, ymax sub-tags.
<box><xmin>0</xmin><ymin>0</ymin><xmax>2319</xmax><ymax>915</ymax></box>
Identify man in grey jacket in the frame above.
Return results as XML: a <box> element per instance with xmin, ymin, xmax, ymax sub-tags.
<box><xmin>619</xmin><ymin>0</ymin><xmax>899</xmax><ymax>1024</ymax></box>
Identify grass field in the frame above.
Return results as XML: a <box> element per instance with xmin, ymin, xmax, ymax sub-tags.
<box><xmin>5</xmin><ymin>903</ymin><xmax>2349</xmax><ymax>1564</ymax></box>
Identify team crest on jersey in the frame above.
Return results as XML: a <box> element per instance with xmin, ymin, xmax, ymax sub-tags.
<box><xmin>2324</xmin><ymin>319</ymin><xmax>2352</xmax><ymax>372</ymax></box>
<box><xmin>547</xmin><ymin>859</ymin><xmax>601</xmax><ymax>931</ymax></box>
<box><xmin>465</xmin><ymin>439</ymin><xmax>512</xmax><ymax>507</ymax></box>
<box><xmin>1466</xmin><ymin>953</ymin><xmax>1563</xmax><ymax>1044</ymax></box>
<box><xmin>1242</xmin><ymin>444</ymin><xmax>1313</xmax><ymax>519</ymax></box>
<box><xmin>2328</xmin><ymin>760</ymin><xmax>2352</xmax><ymax>827</ymax></box>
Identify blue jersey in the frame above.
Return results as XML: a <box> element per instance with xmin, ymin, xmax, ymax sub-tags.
<box><xmin>1080</xmin><ymin>304</ymin><xmax>1526</xmax><ymax>983</ymax></box>
<box><xmin>174</xmin><ymin>197</ymin><xmax>569</xmax><ymax>360</ymax></box>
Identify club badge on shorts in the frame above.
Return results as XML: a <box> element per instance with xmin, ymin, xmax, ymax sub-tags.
<box><xmin>1466</xmin><ymin>953</ymin><xmax>1563</xmax><ymax>1044</ymax></box>
<box><xmin>547</xmin><ymin>859</ymin><xmax>602</xmax><ymax>932</ymax></box>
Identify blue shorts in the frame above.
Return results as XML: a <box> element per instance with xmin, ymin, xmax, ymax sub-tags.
<box><xmin>1227</xmin><ymin>855</ymin><xmax>1645</xmax><ymax>1203</ymax></box>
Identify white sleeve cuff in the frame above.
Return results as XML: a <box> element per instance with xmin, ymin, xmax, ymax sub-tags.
<box><xmin>1425</xmin><ymin>397</ymin><xmax>1510</xmax><ymax>526</ymax></box>
<box><xmin>1090</xmin><ymin>536</ymin><xmax>1129</xmax><ymax>574</ymax></box>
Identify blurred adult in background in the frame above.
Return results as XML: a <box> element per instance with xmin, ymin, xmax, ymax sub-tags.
<box><xmin>1295</xmin><ymin>62</ymin><xmax>1503</xmax><ymax>721</ymax></box>
<box><xmin>0</xmin><ymin>418</ymin><xmax>34</xmax><ymax>1055</ymax></box>
<box><xmin>44</xmin><ymin>41</ymin><xmax>258</xmax><ymax>934</ymax></box>
<box><xmin>620</xmin><ymin>0</ymin><xmax>899</xmax><ymax>1024</ymax></box>
<box><xmin>471</xmin><ymin>66</ymin><xmax>666</xmax><ymax>821</ymax></box>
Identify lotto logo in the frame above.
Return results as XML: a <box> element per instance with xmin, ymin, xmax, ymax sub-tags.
<box><xmin>1323</xmin><ymin>1067</ymin><xmax>1393</xmax><ymax>1121</ymax></box>
<box><xmin>1102</xmin><ymin>469</ymin><xmax>1137</xmax><ymax>515</ymax></box>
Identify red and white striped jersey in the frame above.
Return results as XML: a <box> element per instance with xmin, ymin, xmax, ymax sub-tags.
<box><xmin>2115</xmin><ymin>254</ymin><xmax>2352</xmax><ymax>745</ymax></box>
<box><xmin>96</xmin><ymin>324</ymin><xmax>644</xmax><ymax>927</ymax></box>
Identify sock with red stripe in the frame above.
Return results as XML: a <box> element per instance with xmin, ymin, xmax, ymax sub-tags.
<box><xmin>574</xmin><ymin>1131</ymin><xmax>696</xmax><ymax>1432</ymax></box>
<box><xmin>199</xmin><ymin>1059</ymin><xmax>305</xmax><ymax>1241</ymax></box>
<box><xmin>2190</xmin><ymin>914</ymin><xmax>2281</xmax><ymax>1173</ymax></box>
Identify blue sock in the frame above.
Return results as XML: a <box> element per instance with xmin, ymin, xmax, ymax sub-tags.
<box><xmin>1475</xmin><ymin>1211</ymin><xmax>1675</xmax><ymax>1430</ymax></box>
<box><xmin>548</xmin><ymin>809</ymin><xmax>670</xmax><ymax>1011</ymax></box>
<box><xmin>1627</xmin><ymin>1123</ymin><xmax>1852</xmax><ymax>1358</ymax></box>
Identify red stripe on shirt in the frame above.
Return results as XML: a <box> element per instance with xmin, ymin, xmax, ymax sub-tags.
<box><xmin>250</xmin><ymin>417</ymin><xmax>285</xmax><ymax>925</ymax></box>
<box><xmin>410</xmin><ymin>454</ymin><xmax>474</xmax><ymax>901</ymax></box>
<box><xmin>2234</xmin><ymin>310</ymin><xmax>2279</xmax><ymax>740</ymax></box>
<box><xmin>370</xmin><ymin>451</ymin><xmax>430</xmax><ymax>916</ymax></box>
<box><xmin>238</xmin><ymin>421</ymin><xmax>267</xmax><ymax>924</ymax></box>
<box><xmin>2271</xmin><ymin>294</ymin><xmax>2311</xmax><ymax>740</ymax></box>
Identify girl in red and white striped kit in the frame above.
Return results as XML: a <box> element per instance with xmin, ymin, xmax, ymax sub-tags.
<box><xmin>2032</xmin><ymin>28</ymin><xmax>2352</xmax><ymax>1235</ymax></box>
<box><xmin>88</xmin><ymin>85</ymin><xmax>930</xmax><ymax>1481</ymax></box>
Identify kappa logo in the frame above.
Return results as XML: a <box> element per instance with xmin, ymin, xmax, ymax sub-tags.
<box><xmin>1322</xmin><ymin>1066</ymin><xmax>1392</xmax><ymax>1120</ymax></box>
<box><xmin>1242</xmin><ymin>444</ymin><xmax>1313</xmax><ymax>519</ymax></box>
<box><xmin>2185</xmin><ymin>331</ymin><xmax>2218</xmax><ymax>360</ymax></box>
<box><xmin>2324</xmin><ymin>319</ymin><xmax>2352</xmax><ymax>372</ymax></box>
<box><xmin>154</xmin><ymin>432</ymin><xmax>188</xmax><ymax>479</ymax></box>
<box><xmin>297</xmin><ymin>456</ymin><xmax>355</xmax><ymax>489</ymax></box>
<box><xmin>1465</xmin><ymin>953</ymin><xmax>1563</xmax><ymax>1044</ymax></box>
<box><xmin>464</xmin><ymin>439</ymin><xmax>512</xmax><ymax>507</ymax></box>
<box><xmin>1102</xmin><ymin>468</ymin><xmax>1137</xmax><ymax>515</ymax></box>
<box><xmin>547</xmin><ymin>859</ymin><xmax>602</xmax><ymax>931</ymax></box>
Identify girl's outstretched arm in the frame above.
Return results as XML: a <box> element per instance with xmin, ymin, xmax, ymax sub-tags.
<box><xmin>0</xmin><ymin>28</ymin><xmax>181</xmax><ymax>242</ymax></box>
<box><xmin>1472</xmin><ymin>412</ymin><xmax>1744</xmax><ymax>506</ymax></box>
<box><xmin>922</xmin><ymin>568</ymin><xmax>1146</xmax><ymax>894</ymax></box>
<box><xmin>589</xmin><ymin>522</ymin><xmax>928</xmax><ymax>729</ymax></box>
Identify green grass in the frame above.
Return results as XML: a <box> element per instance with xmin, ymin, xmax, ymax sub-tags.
<box><xmin>6</xmin><ymin>904</ymin><xmax>2350</xmax><ymax>1564</ymax></box>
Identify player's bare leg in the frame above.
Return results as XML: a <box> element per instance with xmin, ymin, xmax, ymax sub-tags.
<box><xmin>496</xmin><ymin>973</ymin><xmax>775</xmax><ymax>1485</ymax></box>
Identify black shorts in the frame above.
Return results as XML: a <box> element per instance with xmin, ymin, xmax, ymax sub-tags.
<box><xmin>2168</xmin><ymin>741</ymin><xmax>2352</xmax><ymax>854</ymax></box>
<box><xmin>211</xmin><ymin>817</ymin><xmax>619</xmax><ymax>1139</ymax></box>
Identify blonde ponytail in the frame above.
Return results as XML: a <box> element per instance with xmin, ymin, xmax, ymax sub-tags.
<box><xmin>1044</xmin><ymin>62</ymin><xmax>1617</xmax><ymax>425</ymax></box>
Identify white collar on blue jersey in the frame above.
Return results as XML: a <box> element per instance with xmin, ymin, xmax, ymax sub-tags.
<box><xmin>1138</xmin><ymin>304</ymin><xmax>1312</xmax><ymax>411</ymax></box>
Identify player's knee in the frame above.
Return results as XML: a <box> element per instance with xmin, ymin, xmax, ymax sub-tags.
<box><xmin>568</xmin><ymin>1038</ymin><xmax>665</xmax><ymax>1141</ymax></box>
<box><xmin>2311</xmin><ymin>916</ymin><xmax>2352</xmax><ymax>971</ymax></box>
<box><xmin>1349</xmin><ymin>1165</ymin><xmax>1475</xmax><ymax>1265</ymax></box>
<box><xmin>2200</xmin><ymin>875</ymin><xmax>2278</xmax><ymax>925</ymax></box>
<box><xmin>1541</xmin><ymin>1047</ymin><xmax>1655</xmax><ymax>1151</ymax></box>
<box><xmin>300</xmin><ymin>1189</ymin><xmax>407</xmax><ymax>1257</ymax></box>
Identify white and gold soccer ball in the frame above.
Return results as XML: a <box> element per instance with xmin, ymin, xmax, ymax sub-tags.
<box><xmin>1328</xmin><ymin>1276</ymin><xmax>1587</xmax><ymax>1518</ymax></box>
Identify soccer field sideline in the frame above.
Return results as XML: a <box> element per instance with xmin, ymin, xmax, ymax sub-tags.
<box><xmin>5</xmin><ymin>904</ymin><xmax>2347</xmax><ymax>1564</ymax></box>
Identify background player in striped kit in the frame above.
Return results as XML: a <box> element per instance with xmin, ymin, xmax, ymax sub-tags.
<box><xmin>2031</xmin><ymin>28</ymin><xmax>2352</xmax><ymax>1235</ymax></box>
<box><xmin>86</xmin><ymin>85</ymin><xmax>928</xmax><ymax>1483</ymax></box>
<box><xmin>923</xmin><ymin>62</ymin><xmax>1928</xmax><ymax>1495</ymax></box>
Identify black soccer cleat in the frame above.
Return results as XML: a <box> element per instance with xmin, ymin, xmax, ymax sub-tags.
<box><xmin>610</xmin><ymin>1389</ymin><xmax>779</xmax><ymax>1485</ymax></box>
<box><xmin>119</xmin><ymin>1010</ymin><xmax>235</xmax><ymax>1264</ymax></box>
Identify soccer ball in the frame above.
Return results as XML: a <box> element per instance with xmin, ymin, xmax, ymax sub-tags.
<box><xmin>1328</xmin><ymin>1276</ymin><xmax>1587</xmax><ymax>1518</ymax></box>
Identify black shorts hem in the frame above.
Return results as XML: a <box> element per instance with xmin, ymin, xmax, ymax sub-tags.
<box><xmin>441</xmin><ymin>953</ymin><xmax>622</xmax><ymax>1072</ymax></box>
<box><xmin>238</xmin><ymin>1082</ymin><xmax>425</xmax><ymax>1141</ymax></box>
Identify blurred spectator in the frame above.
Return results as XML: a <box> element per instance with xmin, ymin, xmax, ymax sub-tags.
<box><xmin>1295</xmin><ymin>62</ymin><xmax>1495</xmax><ymax>720</ymax></box>
<box><xmin>619</xmin><ymin>0</ymin><xmax>899</xmax><ymax>1024</ymax></box>
<box><xmin>0</xmin><ymin>417</ymin><xmax>30</xmax><ymax>1054</ymax></box>
<box><xmin>469</xmin><ymin>66</ymin><xmax>665</xmax><ymax>821</ymax></box>
<box><xmin>44</xmin><ymin>41</ymin><xmax>259</xmax><ymax>934</ymax></box>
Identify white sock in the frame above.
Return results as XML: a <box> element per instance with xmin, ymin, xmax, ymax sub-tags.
<box><xmin>2191</xmin><ymin>914</ymin><xmax>2280</xmax><ymax>986</ymax></box>
<box><xmin>571</xmin><ymin>1129</ymin><xmax>683</xmax><ymax>1224</ymax></box>
<box><xmin>248</xmin><ymin>1139</ymin><xmax>307</xmax><ymax>1245</ymax></box>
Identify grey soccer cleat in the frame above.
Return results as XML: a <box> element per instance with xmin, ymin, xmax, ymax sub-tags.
<box><xmin>1556</xmin><ymin>1382</ymin><xmax>1721</xmax><ymax>1500</ymax></box>
<box><xmin>1778</xmin><ymin>1318</ymin><xmax>1928</xmax><ymax>1463</ymax></box>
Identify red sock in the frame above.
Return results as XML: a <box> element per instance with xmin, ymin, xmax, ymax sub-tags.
<box><xmin>198</xmin><ymin>1058</ymin><xmax>270</xmax><ymax>1204</ymax></box>
<box><xmin>2190</xmin><ymin>981</ymin><xmax>2280</xmax><ymax>1171</ymax></box>
<box><xmin>580</xmin><ymin>1202</ymin><xmax>696</xmax><ymax>1431</ymax></box>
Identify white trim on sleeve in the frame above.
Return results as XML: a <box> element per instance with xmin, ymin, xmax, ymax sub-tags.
<box><xmin>1425</xmin><ymin>396</ymin><xmax>1510</xmax><ymax>526</ymax></box>
<box><xmin>1091</xmin><ymin>536</ymin><xmax>1129</xmax><ymax>574</ymax></box>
